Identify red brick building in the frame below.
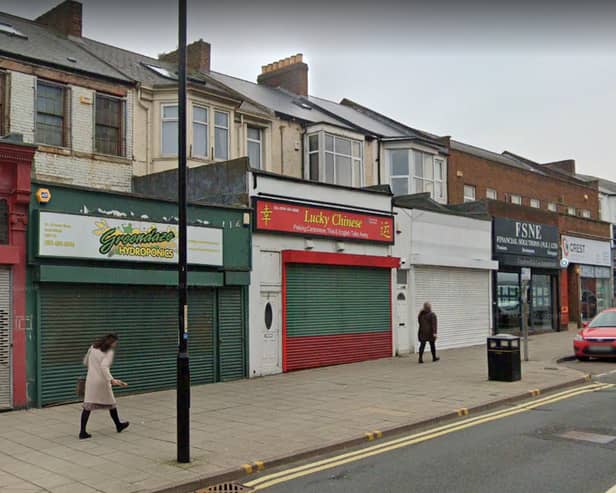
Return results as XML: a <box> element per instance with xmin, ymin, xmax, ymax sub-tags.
<box><xmin>447</xmin><ymin>140</ymin><xmax>612</xmax><ymax>330</ymax></box>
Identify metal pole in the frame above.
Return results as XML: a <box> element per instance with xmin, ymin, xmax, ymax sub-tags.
<box><xmin>522</xmin><ymin>280</ymin><xmax>529</xmax><ymax>362</ymax></box>
<box><xmin>177</xmin><ymin>0</ymin><xmax>190</xmax><ymax>464</ymax></box>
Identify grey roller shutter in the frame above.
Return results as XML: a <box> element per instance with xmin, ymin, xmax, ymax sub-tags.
<box><xmin>414</xmin><ymin>267</ymin><xmax>490</xmax><ymax>350</ymax></box>
<box><xmin>0</xmin><ymin>268</ymin><xmax>11</xmax><ymax>409</ymax></box>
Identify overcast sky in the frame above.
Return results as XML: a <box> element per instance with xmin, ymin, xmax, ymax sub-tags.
<box><xmin>7</xmin><ymin>0</ymin><xmax>616</xmax><ymax>180</ymax></box>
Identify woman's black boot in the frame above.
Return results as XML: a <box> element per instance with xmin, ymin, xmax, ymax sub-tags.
<box><xmin>79</xmin><ymin>410</ymin><xmax>91</xmax><ymax>439</ymax></box>
<box><xmin>110</xmin><ymin>408</ymin><xmax>129</xmax><ymax>433</ymax></box>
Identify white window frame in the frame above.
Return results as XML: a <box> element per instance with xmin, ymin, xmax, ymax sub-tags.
<box><xmin>161</xmin><ymin>103</ymin><xmax>178</xmax><ymax>156</ymax></box>
<box><xmin>388</xmin><ymin>148</ymin><xmax>445</xmax><ymax>201</ymax></box>
<box><xmin>510</xmin><ymin>194</ymin><xmax>522</xmax><ymax>205</ymax></box>
<box><xmin>191</xmin><ymin>104</ymin><xmax>208</xmax><ymax>159</ymax></box>
<box><xmin>247</xmin><ymin>125</ymin><xmax>264</xmax><ymax>169</ymax></box>
<box><xmin>463</xmin><ymin>184</ymin><xmax>476</xmax><ymax>202</ymax></box>
<box><xmin>548</xmin><ymin>202</ymin><xmax>557</xmax><ymax>212</ymax></box>
<box><xmin>581</xmin><ymin>209</ymin><xmax>591</xmax><ymax>218</ymax></box>
<box><xmin>307</xmin><ymin>131</ymin><xmax>364</xmax><ymax>187</ymax></box>
<box><xmin>530</xmin><ymin>198</ymin><xmax>540</xmax><ymax>209</ymax></box>
<box><xmin>214</xmin><ymin>110</ymin><xmax>229</xmax><ymax>160</ymax></box>
<box><xmin>568</xmin><ymin>206</ymin><xmax>577</xmax><ymax>216</ymax></box>
<box><xmin>486</xmin><ymin>188</ymin><xmax>497</xmax><ymax>200</ymax></box>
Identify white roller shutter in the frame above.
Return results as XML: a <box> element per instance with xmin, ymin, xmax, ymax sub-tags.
<box><xmin>0</xmin><ymin>268</ymin><xmax>11</xmax><ymax>409</ymax></box>
<box><xmin>414</xmin><ymin>266</ymin><xmax>490</xmax><ymax>350</ymax></box>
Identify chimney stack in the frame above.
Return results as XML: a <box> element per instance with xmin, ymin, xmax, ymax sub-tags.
<box><xmin>159</xmin><ymin>39</ymin><xmax>211</xmax><ymax>73</ymax></box>
<box><xmin>35</xmin><ymin>0</ymin><xmax>82</xmax><ymax>38</ymax></box>
<box><xmin>257</xmin><ymin>54</ymin><xmax>308</xmax><ymax>96</ymax></box>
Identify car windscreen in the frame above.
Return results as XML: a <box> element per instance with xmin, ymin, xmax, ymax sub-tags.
<box><xmin>589</xmin><ymin>311</ymin><xmax>616</xmax><ymax>328</ymax></box>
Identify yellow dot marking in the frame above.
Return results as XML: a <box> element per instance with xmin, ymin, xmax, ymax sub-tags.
<box><xmin>529</xmin><ymin>389</ymin><xmax>541</xmax><ymax>397</ymax></box>
<box><xmin>242</xmin><ymin>464</ymin><xmax>253</xmax><ymax>474</ymax></box>
<box><xmin>374</xmin><ymin>430</ymin><xmax>383</xmax><ymax>439</ymax></box>
<box><xmin>456</xmin><ymin>408</ymin><xmax>469</xmax><ymax>417</ymax></box>
<box><xmin>255</xmin><ymin>461</ymin><xmax>265</xmax><ymax>471</ymax></box>
<box><xmin>365</xmin><ymin>432</ymin><xmax>375</xmax><ymax>441</ymax></box>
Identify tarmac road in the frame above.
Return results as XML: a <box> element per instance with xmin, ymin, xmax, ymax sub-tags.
<box><xmin>242</xmin><ymin>380</ymin><xmax>616</xmax><ymax>493</ymax></box>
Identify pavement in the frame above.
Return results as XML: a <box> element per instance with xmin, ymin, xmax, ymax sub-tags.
<box><xmin>0</xmin><ymin>330</ymin><xmax>590</xmax><ymax>493</ymax></box>
<box><xmin>256</xmin><ymin>379</ymin><xmax>616</xmax><ymax>493</ymax></box>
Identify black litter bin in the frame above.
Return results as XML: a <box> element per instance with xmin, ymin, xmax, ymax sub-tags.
<box><xmin>487</xmin><ymin>334</ymin><xmax>521</xmax><ymax>382</ymax></box>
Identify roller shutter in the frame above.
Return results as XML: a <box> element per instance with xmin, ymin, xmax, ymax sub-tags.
<box><xmin>285</xmin><ymin>264</ymin><xmax>392</xmax><ymax>371</ymax></box>
<box><xmin>217</xmin><ymin>287</ymin><xmax>246</xmax><ymax>381</ymax></box>
<box><xmin>38</xmin><ymin>284</ymin><xmax>216</xmax><ymax>406</ymax></box>
<box><xmin>414</xmin><ymin>267</ymin><xmax>490</xmax><ymax>350</ymax></box>
<box><xmin>0</xmin><ymin>268</ymin><xmax>11</xmax><ymax>409</ymax></box>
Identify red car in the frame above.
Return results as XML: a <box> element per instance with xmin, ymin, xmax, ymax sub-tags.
<box><xmin>574</xmin><ymin>308</ymin><xmax>616</xmax><ymax>361</ymax></box>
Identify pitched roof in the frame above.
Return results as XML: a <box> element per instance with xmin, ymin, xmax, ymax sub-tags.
<box><xmin>577</xmin><ymin>173</ymin><xmax>616</xmax><ymax>194</ymax></box>
<box><xmin>451</xmin><ymin>140</ymin><xmax>542</xmax><ymax>172</ymax></box>
<box><xmin>393</xmin><ymin>192</ymin><xmax>490</xmax><ymax>220</ymax></box>
<box><xmin>0</xmin><ymin>12</ymin><xmax>130</xmax><ymax>82</ymax></box>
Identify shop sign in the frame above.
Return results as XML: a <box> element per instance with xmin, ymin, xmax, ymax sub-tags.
<box><xmin>254</xmin><ymin>199</ymin><xmax>394</xmax><ymax>244</ymax></box>
<box><xmin>561</xmin><ymin>235</ymin><xmax>611</xmax><ymax>267</ymax></box>
<box><xmin>38</xmin><ymin>211</ymin><xmax>223</xmax><ymax>266</ymax></box>
<box><xmin>493</xmin><ymin>218</ymin><xmax>559</xmax><ymax>259</ymax></box>
<box><xmin>580</xmin><ymin>265</ymin><xmax>611</xmax><ymax>279</ymax></box>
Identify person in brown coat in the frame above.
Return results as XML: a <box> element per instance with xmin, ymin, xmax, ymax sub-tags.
<box><xmin>418</xmin><ymin>302</ymin><xmax>440</xmax><ymax>364</ymax></box>
<box><xmin>79</xmin><ymin>334</ymin><xmax>129</xmax><ymax>439</ymax></box>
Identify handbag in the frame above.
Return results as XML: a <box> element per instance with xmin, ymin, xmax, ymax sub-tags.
<box><xmin>76</xmin><ymin>377</ymin><xmax>86</xmax><ymax>398</ymax></box>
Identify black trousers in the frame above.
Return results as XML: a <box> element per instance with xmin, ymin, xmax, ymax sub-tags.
<box><xmin>419</xmin><ymin>340</ymin><xmax>436</xmax><ymax>360</ymax></box>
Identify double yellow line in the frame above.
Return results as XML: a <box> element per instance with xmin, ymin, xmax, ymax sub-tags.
<box><xmin>244</xmin><ymin>382</ymin><xmax>613</xmax><ymax>491</ymax></box>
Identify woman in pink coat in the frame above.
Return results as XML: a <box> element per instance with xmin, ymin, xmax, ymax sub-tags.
<box><xmin>80</xmin><ymin>334</ymin><xmax>129</xmax><ymax>439</ymax></box>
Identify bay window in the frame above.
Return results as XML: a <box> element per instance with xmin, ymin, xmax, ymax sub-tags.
<box><xmin>192</xmin><ymin>105</ymin><xmax>208</xmax><ymax>158</ymax></box>
<box><xmin>307</xmin><ymin>132</ymin><xmax>363</xmax><ymax>187</ymax></box>
<box><xmin>389</xmin><ymin>149</ymin><xmax>445</xmax><ymax>201</ymax></box>
<box><xmin>214</xmin><ymin>110</ymin><xmax>229</xmax><ymax>160</ymax></box>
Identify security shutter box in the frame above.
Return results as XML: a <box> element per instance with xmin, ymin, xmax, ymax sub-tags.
<box><xmin>414</xmin><ymin>266</ymin><xmax>490</xmax><ymax>350</ymax></box>
<box><xmin>285</xmin><ymin>264</ymin><xmax>392</xmax><ymax>371</ymax></box>
<box><xmin>0</xmin><ymin>268</ymin><xmax>11</xmax><ymax>409</ymax></box>
<box><xmin>38</xmin><ymin>284</ymin><xmax>226</xmax><ymax>406</ymax></box>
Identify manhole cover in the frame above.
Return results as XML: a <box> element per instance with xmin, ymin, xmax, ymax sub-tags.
<box><xmin>557</xmin><ymin>430</ymin><xmax>616</xmax><ymax>444</ymax></box>
<box><xmin>197</xmin><ymin>482</ymin><xmax>253</xmax><ymax>492</ymax></box>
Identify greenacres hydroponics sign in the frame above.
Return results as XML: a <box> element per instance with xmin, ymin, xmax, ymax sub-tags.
<box><xmin>37</xmin><ymin>211</ymin><xmax>223</xmax><ymax>266</ymax></box>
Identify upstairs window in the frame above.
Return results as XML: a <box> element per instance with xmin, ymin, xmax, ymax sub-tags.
<box><xmin>192</xmin><ymin>105</ymin><xmax>208</xmax><ymax>158</ymax></box>
<box><xmin>247</xmin><ymin>126</ymin><xmax>263</xmax><ymax>169</ymax></box>
<box><xmin>567</xmin><ymin>206</ymin><xmax>577</xmax><ymax>216</ymax></box>
<box><xmin>530</xmin><ymin>198</ymin><xmax>540</xmax><ymax>209</ymax></box>
<box><xmin>389</xmin><ymin>149</ymin><xmax>445</xmax><ymax>200</ymax></box>
<box><xmin>95</xmin><ymin>93</ymin><xmax>125</xmax><ymax>156</ymax></box>
<box><xmin>510</xmin><ymin>194</ymin><xmax>522</xmax><ymax>205</ymax></box>
<box><xmin>214</xmin><ymin>110</ymin><xmax>229</xmax><ymax>160</ymax></box>
<box><xmin>486</xmin><ymin>188</ymin><xmax>497</xmax><ymax>200</ymax></box>
<box><xmin>36</xmin><ymin>80</ymin><xmax>70</xmax><ymax>147</ymax></box>
<box><xmin>161</xmin><ymin>104</ymin><xmax>178</xmax><ymax>156</ymax></box>
<box><xmin>581</xmin><ymin>209</ymin><xmax>591</xmax><ymax>219</ymax></box>
<box><xmin>308</xmin><ymin>132</ymin><xmax>363</xmax><ymax>187</ymax></box>
<box><xmin>463</xmin><ymin>184</ymin><xmax>476</xmax><ymax>202</ymax></box>
<box><xmin>548</xmin><ymin>202</ymin><xmax>557</xmax><ymax>212</ymax></box>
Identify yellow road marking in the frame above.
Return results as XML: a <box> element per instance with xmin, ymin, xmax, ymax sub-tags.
<box><xmin>245</xmin><ymin>383</ymin><xmax>612</xmax><ymax>490</ymax></box>
<box><xmin>242</xmin><ymin>464</ymin><xmax>253</xmax><ymax>474</ymax></box>
<box><xmin>529</xmin><ymin>389</ymin><xmax>541</xmax><ymax>397</ymax></box>
<box><xmin>254</xmin><ymin>461</ymin><xmax>265</xmax><ymax>471</ymax></box>
<box><xmin>456</xmin><ymin>408</ymin><xmax>469</xmax><ymax>416</ymax></box>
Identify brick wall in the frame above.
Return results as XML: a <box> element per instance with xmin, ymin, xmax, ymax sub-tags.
<box><xmin>449</xmin><ymin>148</ymin><xmax>600</xmax><ymax>219</ymax></box>
<box><xmin>7</xmin><ymin>69</ymin><xmax>133</xmax><ymax>192</ymax></box>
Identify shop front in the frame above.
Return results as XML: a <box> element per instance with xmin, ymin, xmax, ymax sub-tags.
<box><xmin>393</xmin><ymin>196</ymin><xmax>497</xmax><ymax>352</ymax></box>
<box><xmin>493</xmin><ymin>218</ymin><xmax>561</xmax><ymax>334</ymax></box>
<box><xmin>27</xmin><ymin>183</ymin><xmax>251</xmax><ymax>407</ymax></box>
<box><xmin>561</xmin><ymin>235</ymin><xmax>612</xmax><ymax>323</ymax></box>
<box><xmin>249</xmin><ymin>172</ymin><xmax>398</xmax><ymax>376</ymax></box>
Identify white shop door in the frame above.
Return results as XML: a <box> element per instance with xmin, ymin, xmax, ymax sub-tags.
<box><xmin>414</xmin><ymin>266</ymin><xmax>490</xmax><ymax>350</ymax></box>
<box><xmin>0</xmin><ymin>268</ymin><xmax>11</xmax><ymax>409</ymax></box>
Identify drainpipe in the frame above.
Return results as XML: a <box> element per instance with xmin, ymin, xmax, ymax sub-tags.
<box><xmin>135</xmin><ymin>84</ymin><xmax>150</xmax><ymax>174</ymax></box>
<box><xmin>377</xmin><ymin>138</ymin><xmax>382</xmax><ymax>185</ymax></box>
<box><xmin>280</xmin><ymin>124</ymin><xmax>285</xmax><ymax>176</ymax></box>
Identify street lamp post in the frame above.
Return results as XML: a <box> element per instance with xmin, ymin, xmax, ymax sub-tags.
<box><xmin>177</xmin><ymin>0</ymin><xmax>190</xmax><ymax>464</ymax></box>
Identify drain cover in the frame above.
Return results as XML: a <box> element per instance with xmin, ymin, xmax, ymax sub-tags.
<box><xmin>557</xmin><ymin>430</ymin><xmax>616</xmax><ymax>444</ymax></box>
<box><xmin>197</xmin><ymin>483</ymin><xmax>253</xmax><ymax>492</ymax></box>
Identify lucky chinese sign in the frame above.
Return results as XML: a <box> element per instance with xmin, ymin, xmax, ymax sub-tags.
<box><xmin>254</xmin><ymin>199</ymin><xmax>394</xmax><ymax>243</ymax></box>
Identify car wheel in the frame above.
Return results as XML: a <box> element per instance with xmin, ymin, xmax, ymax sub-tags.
<box><xmin>576</xmin><ymin>356</ymin><xmax>590</xmax><ymax>362</ymax></box>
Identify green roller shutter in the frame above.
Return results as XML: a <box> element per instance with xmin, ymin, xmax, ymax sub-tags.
<box><xmin>285</xmin><ymin>264</ymin><xmax>392</xmax><ymax>371</ymax></box>
<box><xmin>217</xmin><ymin>287</ymin><xmax>246</xmax><ymax>381</ymax></box>
<box><xmin>38</xmin><ymin>284</ymin><xmax>216</xmax><ymax>406</ymax></box>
